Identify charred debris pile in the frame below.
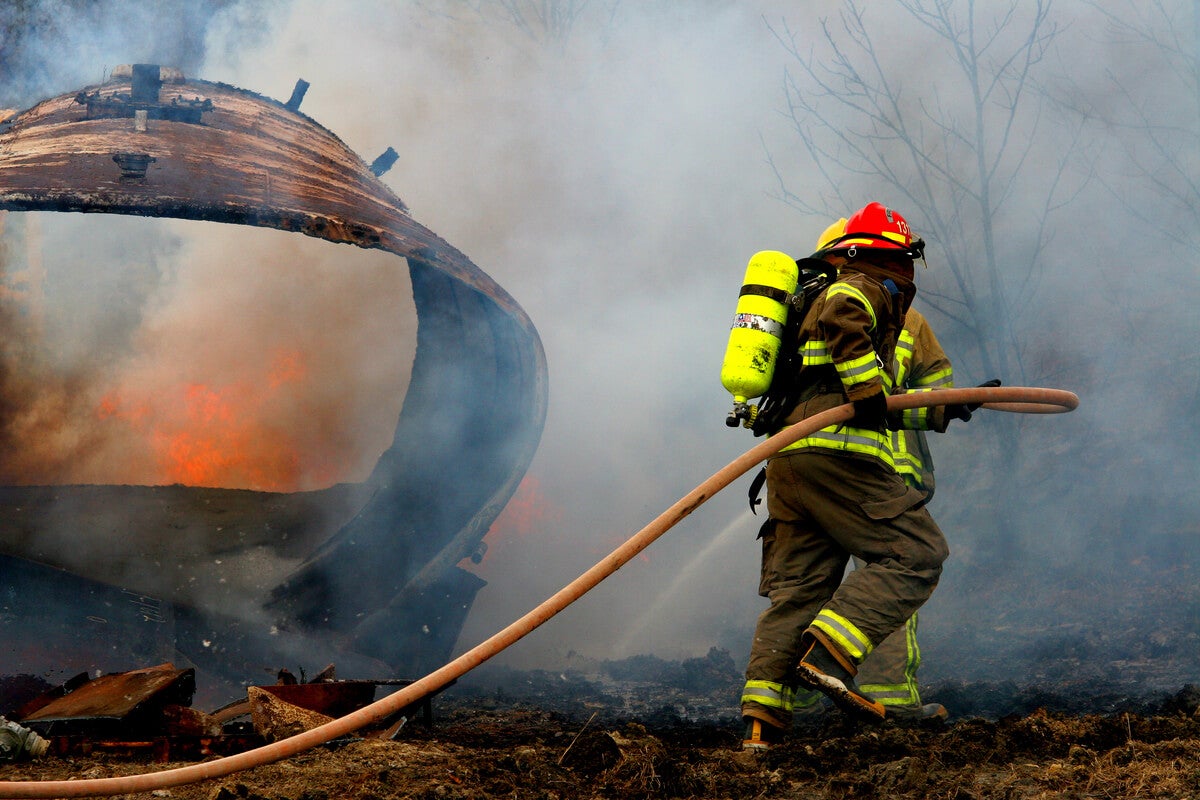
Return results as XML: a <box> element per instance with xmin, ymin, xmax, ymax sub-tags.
<box><xmin>0</xmin><ymin>661</ymin><xmax>448</xmax><ymax>763</ymax></box>
<box><xmin>0</xmin><ymin>650</ymin><xmax>1195</xmax><ymax>769</ymax></box>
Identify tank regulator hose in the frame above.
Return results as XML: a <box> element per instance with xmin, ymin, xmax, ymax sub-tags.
<box><xmin>0</xmin><ymin>385</ymin><xmax>1077</xmax><ymax>798</ymax></box>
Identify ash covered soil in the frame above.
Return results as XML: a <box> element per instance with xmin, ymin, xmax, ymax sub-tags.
<box><xmin>3</xmin><ymin>555</ymin><xmax>1198</xmax><ymax>799</ymax></box>
<box><xmin>3</xmin><ymin>659</ymin><xmax>1199</xmax><ymax>800</ymax></box>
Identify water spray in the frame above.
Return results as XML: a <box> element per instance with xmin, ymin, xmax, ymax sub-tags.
<box><xmin>0</xmin><ymin>385</ymin><xmax>1077</xmax><ymax>798</ymax></box>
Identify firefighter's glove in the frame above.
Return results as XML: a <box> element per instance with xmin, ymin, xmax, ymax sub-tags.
<box><xmin>849</xmin><ymin>391</ymin><xmax>888</xmax><ymax>430</ymax></box>
<box><xmin>945</xmin><ymin>378</ymin><xmax>1002</xmax><ymax>423</ymax></box>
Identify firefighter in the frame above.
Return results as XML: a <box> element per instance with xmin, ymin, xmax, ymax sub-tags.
<box><xmin>822</xmin><ymin>219</ymin><xmax>983</xmax><ymax>724</ymax></box>
<box><xmin>853</xmin><ymin>305</ymin><xmax>956</xmax><ymax>722</ymax></box>
<box><xmin>740</xmin><ymin>201</ymin><xmax>953</xmax><ymax>750</ymax></box>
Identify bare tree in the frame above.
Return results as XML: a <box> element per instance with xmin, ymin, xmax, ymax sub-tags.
<box><xmin>765</xmin><ymin>0</ymin><xmax>1089</xmax><ymax>385</ymax></box>
<box><xmin>500</xmin><ymin>0</ymin><xmax>619</xmax><ymax>46</ymax></box>
<box><xmin>1057</xmin><ymin>1</ymin><xmax>1200</xmax><ymax>405</ymax></box>
<box><xmin>1051</xmin><ymin>1</ymin><xmax>1200</xmax><ymax>254</ymax></box>
<box><xmin>426</xmin><ymin>0</ymin><xmax>623</xmax><ymax>49</ymax></box>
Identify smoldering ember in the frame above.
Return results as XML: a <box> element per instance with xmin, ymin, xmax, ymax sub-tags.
<box><xmin>0</xmin><ymin>12</ymin><xmax>1198</xmax><ymax>800</ymax></box>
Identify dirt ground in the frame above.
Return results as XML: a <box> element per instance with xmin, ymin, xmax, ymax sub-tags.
<box><xmin>2</xmin><ymin>551</ymin><xmax>1197</xmax><ymax>799</ymax></box>
<box><xmin>3</xmin><ymin>670</ymin><xmax>1198</xmax><ymax>800</ymax></box>
<box><xmin>6</xmin><ymin>565</ymin><xmax>1196</xmax><ymax>800</ymax></box>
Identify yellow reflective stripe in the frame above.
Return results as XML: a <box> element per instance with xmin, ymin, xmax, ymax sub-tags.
<box><xmin>794</xmin><ymin>689</ymin><xmax>823</xmax><ymax>709</ymax></box>
<box><xmin>836</xmin><ymin>351</ymin><xmax>881</xmax><ymax>387</ymax></box>
<box><xmin>895</xmin><ymin>345</ymin><xmax>913</xmax><ymax>386</ymax></box>
<box><xmin>813</xmin><ymin>610</ymin><xmax>873</xmax><ymax>661</ymax></box>
<box><xmin>914</xmin><ymin>368</ymin><xmax>952</xmax><ymax>388</ymax></box>
<box><xmin>896</xmin><ymin>388</ymin><xmax>936</xmax><ymax>429</ymax></box>
<box><xmin>803</xmin><ymin>428</ymin><xmax>890</xmax><ymax>452</ymax></box>
<box><xmin>905</xmin><ymin>613</ymin><xmax>922</xmax><ymax>688</ymax></box>
<box><xmin>780</xmin><ymin>426</ymin><xmax>895</xmax><ymax>467</ymax></box>
<box><xmin>895</xmin><ymin>329</ymin><xmax>915</xmax><ymax>358</ymax></box>
<box><xmin>801</xmin><ymin>340</ymin><xmax>832</xmax><ymax>364</ymax></box>
<box><xmin>741</xmin><ymin>680</ymin><xmax>795</xmax><ymax>711</ymax></box>
<box><xmin>890</xmin><ymin>434</ymin><xmax>923</xmax><ymax>479</ymax></box>
<box><xmin>826</xmin><ymin>283</ymin><xmax>877</xmax><ymax>330</ymax></box>
<box><xmin>863</xmin><ymin>615</ymin><xmax>922</xmax><ymax>705</ymax></box>
<box><xmin>858</xmin><ymin>685</ymin><xmax>915</xmax><ymax>703</ymax></box>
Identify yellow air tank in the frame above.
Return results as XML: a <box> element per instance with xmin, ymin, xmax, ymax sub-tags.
<box><xmin>721</xmin><ymin>250</ymin><xmax>799</xmax><ymax>426</ymax></box>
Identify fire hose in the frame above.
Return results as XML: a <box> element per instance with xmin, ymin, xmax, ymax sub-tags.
<box><xmin>0</xmin><ymin>385</ymin><xmax>1077</xmax><ymax>798</ymax></box>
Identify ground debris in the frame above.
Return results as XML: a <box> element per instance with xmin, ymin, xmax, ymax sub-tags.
<box><xmin>2</xmin><ymin>653</ymin><xmax>1198</xmax><ymax>799</ymax></box>
<box><xmin>1</xmin><ymin>698</ymin><xmax>1197</xmax><ymax>799</ymax></box>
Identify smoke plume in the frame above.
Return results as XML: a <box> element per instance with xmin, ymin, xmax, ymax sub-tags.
<box><xmin>2</xmin><ymin>0</ymin><xmax>1197</xmax><ymax>696</ymax></box>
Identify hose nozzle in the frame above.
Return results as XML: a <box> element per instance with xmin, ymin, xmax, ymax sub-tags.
<box><xmin>0</xmin><ymin>718</ymin><xmax>49</xmax><ymax>761</ymax></box>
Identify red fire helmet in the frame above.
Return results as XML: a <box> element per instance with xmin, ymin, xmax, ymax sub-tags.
<box><xmin>827</xmin><ymin>201</ymin><xmax>919</xmax><ymax>253</ymax></box>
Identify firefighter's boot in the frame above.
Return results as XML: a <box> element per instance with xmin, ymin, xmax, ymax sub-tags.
<box><xmin>795</xmin><ymin>629</ymin><xmax>886</xmax><ymax>722</ymax></box>
<box><xmin>888</xmin><ymin>702</ymin><xmax>948</xmax><ymax>725</ymax></box>
<box><xmin>741</xmin><ymin>717</ymin><xmax>784</xmax><ymax>751</ymax></box>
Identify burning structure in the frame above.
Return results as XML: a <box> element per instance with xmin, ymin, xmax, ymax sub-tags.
<box><xmin>0</xmin><ymin>65</ymin><xmax>548</xmax><ymax>706</ymax></box>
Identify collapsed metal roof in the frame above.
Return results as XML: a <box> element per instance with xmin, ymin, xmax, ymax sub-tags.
<box><xmin>0</xmin><ymin>65</ymin><xmax>548</xmax><ymax>697</ymax></box>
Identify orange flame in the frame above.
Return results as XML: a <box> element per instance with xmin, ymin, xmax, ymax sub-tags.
<box><xmin>476</xmin><ymin>476</ymin><xmax>560</xmax><ymax>567</ymax></box>
<box><xmin>96</xmin><ymin>348</ymin><xmax>322</xmax><ymax>491</ymax></box>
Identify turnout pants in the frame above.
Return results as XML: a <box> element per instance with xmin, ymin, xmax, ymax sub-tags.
<box><xmin>742</xmin><ymin>450</ymin><xmax>947</xmax><ymax>728</ymax></box>
<box><xmin>852</xmin><ymin>556</ymin><xmax>925</xmax><ymax>709</ymax></box>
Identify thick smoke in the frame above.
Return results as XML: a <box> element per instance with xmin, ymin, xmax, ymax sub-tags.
<box><xmin>0</xmin><ymin>0</ymin><xmax>416</xmax><ymax>490</ymax></box>
<box><xmin>0</xmin><ymin>213</ymin><xmax>414</xmax><ymax>490</ymax></box>
<box><xmin>0</xmin><ymin>0</ymin><xmax>259</xmax><ymax>108</ymax></box>
<box><xmin>172</xmin><ymin>0</ymin><xmax>813</xmax><ymax>668</ymax></box>
<box><xmin>3</xmin><ymin>0</ymin><xmax>1197</xmax><ymax>695</ymax></box>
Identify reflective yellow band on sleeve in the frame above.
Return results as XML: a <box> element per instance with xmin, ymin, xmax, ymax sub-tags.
<box><xmin>896</xmin><ymin>388</ymin><xmax>938</xmax><ymax>429</ymax></box>
<box><xmin>915</xmin><ymin>368</ymin><xmax>952</xmax><ymax>388</ymax></box>
<box><xmin>836</xmin><ymin>351</ymin><xmax>881</xmax><ymax>387</ymax></box>
<box><xmin>801</xmin><ymin>339</ymin><xmax>831</xmax><ymax>365</ymax></box>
